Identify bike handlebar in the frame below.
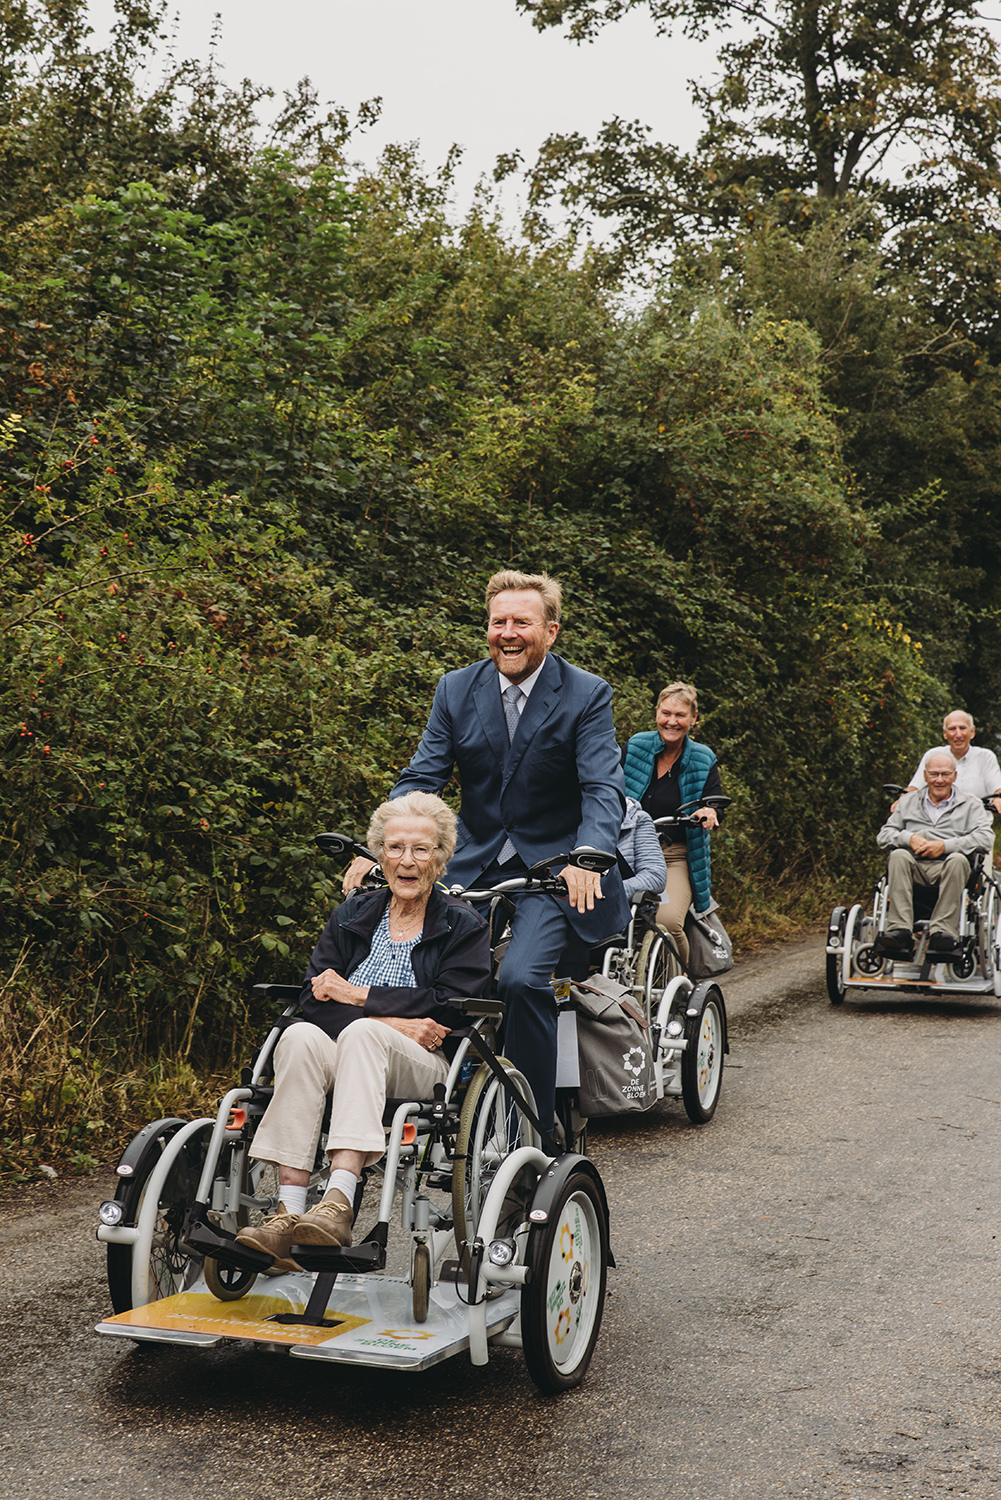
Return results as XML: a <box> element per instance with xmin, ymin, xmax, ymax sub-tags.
<box><xmin>882</xmin><ymin>784</ymin><xmax>999</xmax><ymax>811</ymax></box>
<box><xmin>449</xmin><ymin>873</ymin><xmax>570</xmax><ymax>902</ymax></box>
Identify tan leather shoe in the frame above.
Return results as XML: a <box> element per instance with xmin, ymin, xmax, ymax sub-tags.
<box><xmin>292</xmin><ymin>1189</ymin><xmax>353</xmax><ymax>1248</ymax></box>
<box><xmin>235</xmin><ymin>1203</ymin><xmax>302</xmax><ymax>1273</ymax></box>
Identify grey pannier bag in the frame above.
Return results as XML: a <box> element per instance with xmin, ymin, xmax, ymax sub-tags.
<box><xmin>683</xmin><ymin>899</ymin><xmax>733</xmax><ymax>980</ymax></box>
<box><xmin>563</xmin><ymin>971</ymin><xmax>657</xmax><ymax>1117</ymax></box>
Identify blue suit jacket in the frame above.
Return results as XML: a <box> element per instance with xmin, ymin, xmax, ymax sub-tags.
<box><xmin>391</xmin><ymin>653</ymin><xmax>629</xmax><ymax>942</ymax></box>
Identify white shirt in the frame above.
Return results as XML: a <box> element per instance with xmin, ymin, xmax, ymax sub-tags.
<box><xmin>922</xmin><ymin>786</ymin><xmax>957</xmax><ymax>824</ymax></box>
<box><xmin>496</xmin><ymin>659</ymin><xmax>546</xmax><ymax>717</ymax></box>
<box><xmin>910</xmin><ymin>744</ymin><xmax>1001</xmax><ymax>800</ymax></box>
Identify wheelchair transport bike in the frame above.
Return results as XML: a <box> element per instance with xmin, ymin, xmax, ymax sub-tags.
<box><xmin>95</xmin><ymin>834</ymin><xmax>615</xmax><ymax>1394</ymax></box>
<box><xmin>826</xmin><ymin>786</ymin><xmax>1001</xmax><ymax>1005</ymax></box>
<box><xmin>590</xmin><ymin>797</ymin><xmax>731</xmax><ymax>1123</ymax></box>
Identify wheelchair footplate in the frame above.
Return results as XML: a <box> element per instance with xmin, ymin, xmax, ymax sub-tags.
<box><xmin>95</xmin><ymin>1268</ymin><xmax>521</xmax><ymax>1371</ymax></box>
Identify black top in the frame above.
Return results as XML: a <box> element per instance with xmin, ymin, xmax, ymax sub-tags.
<box><xmin>623</xmin><ymin>743</ymin><xmax>724</xmax><ymax>843</ymax></box>
<box><xmin>297</xmin><ymin>886</ymin><xmax>490</xmax><ymax>1060</ymax></box>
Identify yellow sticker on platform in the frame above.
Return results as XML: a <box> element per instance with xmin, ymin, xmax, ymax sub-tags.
<box><xmin>107</xmin><ymin>1292</ymin><xmax>369</xmax><ymax>1345</ymax></box>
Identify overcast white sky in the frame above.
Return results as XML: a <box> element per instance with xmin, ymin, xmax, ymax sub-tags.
<box><xmin>84</xmin><ymin>1</ymin><xmax>714</xmax><ymax>221</ymax></box>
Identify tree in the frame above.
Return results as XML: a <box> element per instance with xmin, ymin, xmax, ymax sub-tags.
<box><xmin>513</xmin><ymin>0</ymin><xmax>1001</xmax><ymax>263</ymax></box>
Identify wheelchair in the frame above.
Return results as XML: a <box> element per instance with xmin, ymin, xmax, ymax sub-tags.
<box><xmin>590</xmin><ymin>892</ymin><xmax>726</xmax><ymax>1122</ymax></box>
<box><xmin>586</xmin><ymin>798</ymin><xmax>730</xmax><ymax>1123</ymax></box>
<box><xmin>826</xmin><ymin>787</ymin><xmax>1001</xmax><ymax>1004</ymax></box>
<box><xmin>95</xmin><ymin>835</ymin><xmax>614</xmax><ymax>1394</ymax></box>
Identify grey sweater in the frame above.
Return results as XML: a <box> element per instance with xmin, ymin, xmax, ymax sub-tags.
<box><xmin>877</xmin><ymin>789</ymin><xmax>994</xmax><ymax>859</ymax></box>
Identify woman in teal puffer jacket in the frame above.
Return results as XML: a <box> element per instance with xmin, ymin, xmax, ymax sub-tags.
<box><xmin>621</xmin><ymin>681</ymin><xmax>724</xmax><ymax>969</ymax></box>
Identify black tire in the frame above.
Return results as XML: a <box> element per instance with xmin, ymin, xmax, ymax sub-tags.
<box><xmin>202</xmin><ymin>1158</ymin><xmax>283</xmax><ymax>1301</ymax></box>
<box><xmin>106</xmin><ymin>1120</ymin><xmax>212</xmax><ymax>1313</ymax></box>
<box><xmin>521</xmin><ymin>1165</ymin><xmax>609</xmax><ymax>1394</ymax></box>
<box><xmin>412</xmin><ymin>1241</ymin><xmax>431</xmax><ymax>1324</ymax></box>
<box><xmin>106</xmin><ymin>1119</ymin><xmax>184</xmax><ymax>1314</ymax></box>
<box><xmin>203</xmin><ymin>1257</ymin><xmax>259</xmax><ymax>1301</ymax></box>
<box><xmin>826</xmin><ymin>905</ymin><xmax>847</xmax><ymax>1006</ymax></box>
<box><xmin>452</xmin><ymin>1061</ymin><xmax>539</xmax><ymax>1260</ymax></box>
<box><xmin>680</xmin><ymin>985</ymin><xmax>724</xmax><ymax>1124</ymax></box>
<box><xmin>636</xmin><ymin>929</ymin><xmax>682</xmax><ymax>1027</ymax></box>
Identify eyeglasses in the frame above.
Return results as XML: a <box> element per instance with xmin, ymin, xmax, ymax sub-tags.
<box><xmin>383</xmin><ymin>842</ymin><xmax>437</xmax><ymax>861</ymax></box>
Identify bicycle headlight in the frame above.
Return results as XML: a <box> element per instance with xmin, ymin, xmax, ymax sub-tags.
<box><xmin>487</xmin><ymin>1238</ymin><xmax>516</xmax><ymax>1266</ymax></box>
<box><xmin>99</xmin><ymin>1200</ymin><xmax>125</xmax><ymax>1227</ymax></box>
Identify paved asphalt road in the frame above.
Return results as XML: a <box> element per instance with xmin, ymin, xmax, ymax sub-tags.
<box><xmin>5</xmin><ymin>931</ymin><xmax>1001</xmax><ymax>1499</ymax></box>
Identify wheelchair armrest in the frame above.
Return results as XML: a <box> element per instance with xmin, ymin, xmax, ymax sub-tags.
<box><xmin>450</xmin><ymin>997</ymin><xmax>505</xmax><ymax>1018</ymax></box>
<box><xmin>252</xmin><ymin>983</ymin><xmax>302</xmax><ymax>1004</ymax></box>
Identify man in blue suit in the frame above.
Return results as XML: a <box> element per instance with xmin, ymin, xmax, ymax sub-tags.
<box><xmin>346</xmin><ymin>570</ymin><xmax>628</xmax><ymax>1132</ymax></box>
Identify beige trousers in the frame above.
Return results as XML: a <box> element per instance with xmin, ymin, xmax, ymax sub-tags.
<box><xmin>886</xmin><ymin>847</ymin><xmax>969</xmax><ymax>937</ymax></box>
<box><xmin>249</xmin><ymin>1018</ymin><xmax>449</xmax><ymax>1173</ymax></box>
<box><xmin>656</xmin><ymin>841</ymin><xmax>692</xmax><ymax>968</ymax></box>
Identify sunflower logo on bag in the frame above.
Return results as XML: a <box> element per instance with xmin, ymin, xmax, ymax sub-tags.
<box><xmin>622</xmin><ymin>1045</ymin><xmax>645</xmax><ymax>1078</ymax></box>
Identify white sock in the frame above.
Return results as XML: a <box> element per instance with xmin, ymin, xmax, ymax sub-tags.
<box><xmin>326</xmin><ymin>1169</ymin><xmax>358</xmax><ymax>1206</ymax></box>
<box><xmin>279</xmin><ymin>1183</ymin><xmax>307</xmax><ymax>1218</ymax></box>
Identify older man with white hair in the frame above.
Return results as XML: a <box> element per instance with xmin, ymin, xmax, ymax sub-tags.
<box><xmin>877</xmin><ymin>751</ymin><xmax>994</xmax><ymax>953</ymax></box>
<box><xmin>906</xmin><ymin>709</ymin><xmax>1001</xmax><ymax>811</ymax></box>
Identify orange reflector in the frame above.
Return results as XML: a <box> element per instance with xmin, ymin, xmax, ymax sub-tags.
<box><xmin>226</xmin><ymin>1109</ymin><xmax>247</xmax><ymax>1131</ymax></box>
<box><xmin>402</xmin><ymin>1123</ymin><xmax>417</xmax><ymax>1145</ymax></box>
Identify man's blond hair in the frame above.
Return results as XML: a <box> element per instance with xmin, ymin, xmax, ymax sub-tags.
<box><xmin>485</xmin><ymin>570</ymin><xmax>562</xmax><ymax>625</ymax></box>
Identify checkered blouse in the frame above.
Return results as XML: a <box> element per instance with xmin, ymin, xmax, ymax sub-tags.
<box><xmin>346</xmin><ymin>909</ymin><xmax>422</xmax><ymax>989</ymax></box>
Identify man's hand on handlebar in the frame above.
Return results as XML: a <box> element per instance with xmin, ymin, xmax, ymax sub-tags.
<box><xmin>559</xmin><ymin>864</ymin><xmax>604</xmax><ymax>913</ymax></box>
<box><xmin>343</xmin><ymin>855</ymin><xmax>376</xmax><ymax>892</ymax></box>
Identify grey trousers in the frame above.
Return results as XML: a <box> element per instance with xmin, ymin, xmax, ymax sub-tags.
<box><xmin>249</xmin><ymin>1018</ymin><xmax>449</xmax><ymax>1172</ymax></box>
<box><xmin>886</xmin><ymin>847</ymin><xmax>969</xmax><ymax>937</ymax></box>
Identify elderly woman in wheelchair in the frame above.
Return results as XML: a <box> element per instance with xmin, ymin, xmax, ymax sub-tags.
<box><xmin>235</xmin><ymin>789</ymin><xmax>490</xmax><ymax>1272</ymax></box>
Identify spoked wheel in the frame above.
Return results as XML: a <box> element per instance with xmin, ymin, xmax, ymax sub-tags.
<box><xmin>636</xmin><ymin>928</ymin><xmax>682</xmax><ymax>1027</ymax></box>
<box><xmin>412</xmin><ymin>1241</ymin><xmax>431</xmax><ymax>1324</ymax></box>
<box><xmin>521</xmin><ymin>1161</ymin><xmax>610</xmax><ymax>1394</ymax></box>
<box><xmin>680</xmin><ymin>984</ymin><xmax>725</xmax><ymax>1123</ymax></box>
<box><xmin>106</xmin><ymin>1118</ymin><xmax>213</xmax><ymax>1313</ymax></box>
<box><xmin>982</xmin><ymin>879</ymin><xmax>1001</xmax><ymax>998</ymax></box>
<box><xmin>452</xmin><ymin>1062</ymin><xmax>539</xmax><ymax>1260</ymax></box>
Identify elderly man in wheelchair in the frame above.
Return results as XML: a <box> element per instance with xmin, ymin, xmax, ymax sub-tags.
<box><xmin>875</xmin><ymin>751</ymin><xmax>994</xmax><ymax>958</ymax></box>
<box><xmin>234</xmin><ymin>790</ymin><xmax>490</xmax><ymax>1271</ymax></box>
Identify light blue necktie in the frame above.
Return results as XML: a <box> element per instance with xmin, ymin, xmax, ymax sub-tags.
<box><xmin>503</xmin><ymin>683</ymin><xmax>521</xmax><ymax>742</ymax></box>
<box><xmin>498</xmin><ymin>684</ymin><xmax>522</xmax><ymax>862</ymax></box>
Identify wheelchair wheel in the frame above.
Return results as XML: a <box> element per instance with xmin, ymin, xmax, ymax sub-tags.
<box><xmin>452</xmin><ymin>1062</ymin><xmax>539</xmax><ymax>1257</ymax></box>
<box><xmin>680</xmin><ymin>984</ymin><xmax>724</xmax><ymax>1123</ymax></box>
<box><xmin>412</xmin><ymin>1241</ymin><xmax>431</xmax><ymax>1324</ymax></box>
<box><xmin>107</xmin><ymin>1118</ymin><xmax>212</xmax><ymax>1313</ymax></box>
<box><xmin>202</xmin><ymin>1159</ymin><xmax>279</xmax><ymax>1300</ymax></box>
<box><xmin>521</xmin><ymin>1162</ymin><xmax>609</xmax><ymax>1394</ymax></box>
<box><xmin>636</xmin><ymin>929</ymin><xmax>681</xmax><ymax>1027</ymax></box>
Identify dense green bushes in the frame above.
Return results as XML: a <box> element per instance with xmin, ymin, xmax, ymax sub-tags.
<box><xmin>0</xmin><ymin>1</ymin><xmax>971</xmax><ymax>1174</ymax></box>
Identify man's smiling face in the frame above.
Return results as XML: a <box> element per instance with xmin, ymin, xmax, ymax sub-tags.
<box><xmin>487</xmin><ymin>588</ymin><xmax>559</xmax><ymax>684</ymax></box>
